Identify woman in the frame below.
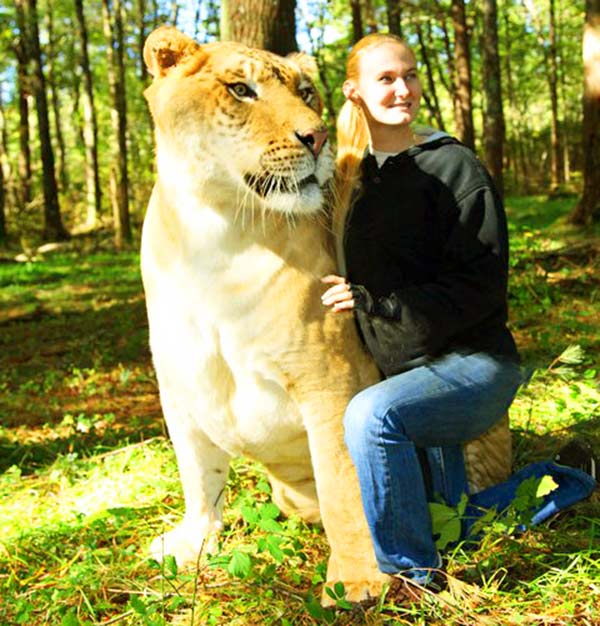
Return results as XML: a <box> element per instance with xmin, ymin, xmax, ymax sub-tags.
<box><xmin>321</xmin><ymin>33</ymin><xmax>597</xmax><ymax>593</ymax></box>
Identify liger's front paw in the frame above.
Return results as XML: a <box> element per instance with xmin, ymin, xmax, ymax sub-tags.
<box><xmin>320</xmin><ymin>575</ymin><xmax>390</xmax><ymax>607</ymax></box>
<box><xmin>149</xmin><ymin>519</ymin><xmax>221</xmax><ymax>566</ymax></box>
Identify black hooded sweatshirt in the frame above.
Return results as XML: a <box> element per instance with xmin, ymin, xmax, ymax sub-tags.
<box><xmin>345</xmin><ymin>134</ymin><xmax>520</xmax><ymax>377</ymax></box>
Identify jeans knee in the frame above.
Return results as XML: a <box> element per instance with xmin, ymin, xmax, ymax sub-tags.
<box><xmin>343</xmin><ymin>389</ymin><xmax>381</xmax><ymax>453</ymax></box>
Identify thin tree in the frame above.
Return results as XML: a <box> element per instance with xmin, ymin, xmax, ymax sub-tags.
<box><xmin>220</xmin><ymin>0</ymin><xmax>298</xmax><ymax>54</ymax></box>
<box><xmin>75</xmin><ymin>0</ymin><xmax>102</xmax><ymax>228</ymax></box>
<box><xmin>416</xmin><ymin>21</ymin><xmax>445</xmax><ymax>131</ymax></box>
<box><xmin>19</xmin><ymin>0</ymin><xmax>69</xmax><ymax>241</ymax></box>
<box><xmin>102</xmin><ymin>0</ymin><xmax>131</xmax><ymax>247</ymax></box>
<box><xmin>547</xmin><ymin>0</ymin><xmax>563</xmax><ymax>189</ymax></box>
<box><xmin>451</xmin><ymin>0</ymin><xmax>474</xmax><ymax>149</ymax></box>
<box><xmin>13</xmin><ymin>0</ymin><xmax>32</xmax><ymax>212</ymax></box>
<box><xmin>0</xmin><ymin>90</ymin><xmax>13</xmax><ymax>244</ymax></box>
<box><xmin>350</xmin><ymin>0</ymin><xmax>363</xmax><ymax>44</ymax></box>
<box><xmin>386</xmin><ymin>0</ymin><xmax>401</xmax><ymax>37</ymax></box>
<box><xmin>481</xmin><ymin>0</ymin><xmax>505</xmax><ymax>197</ymax></box>
<box><xmin>363</xmin><ymin>0</ymin><xmax>377</xmax><ymax>34</ymax></box>
<box><xmin>45</xmin><ymin>1</ymin><xmax>68</xmax><ymax>191</ymax></box>
<box><xmin>137</xmin><ymin>0</ymin><xmax>149</xmax><ymax>83</ymax></box>
<box><xmin>524</xmin><ymin>0</ymin><xmax>563</xmax><ymax>191</ymax></box>
<box><xmin>569</xmin><ymin>0</ymin><xmax>600</xmax><ymax>225</ymax></box>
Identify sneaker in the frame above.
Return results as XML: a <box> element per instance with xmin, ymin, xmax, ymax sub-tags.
<box><xmin>555</xmin><ymin>440</ymin><xmax>598</xmax><ymax>480</ymax></box>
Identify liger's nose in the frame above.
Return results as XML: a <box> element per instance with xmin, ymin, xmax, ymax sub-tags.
<box><xmin>295</xmin><ymin>128</ymin><xmax>328</xmax><ymax>157</ymax></box>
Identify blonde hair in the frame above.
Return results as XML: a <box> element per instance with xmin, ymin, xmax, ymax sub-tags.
<box><xmin>333</xmin><ymin>33</ymin><xmax>415</xmax><ymax>272</ymax></box>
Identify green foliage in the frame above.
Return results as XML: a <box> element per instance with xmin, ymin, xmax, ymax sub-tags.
<box><xmin>1</xmin><ymin>200</ymin><xmax>599</xmax><ymax>624</ymax></box>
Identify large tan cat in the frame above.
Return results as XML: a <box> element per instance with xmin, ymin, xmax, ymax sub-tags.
<box><xmin>141</xmin><ymin>26</ymin><xmax>511</xmax><ymax>604</ymax></box>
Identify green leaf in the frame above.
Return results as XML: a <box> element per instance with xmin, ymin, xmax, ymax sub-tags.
<box><xmin>259</xmin><ymin>502</ymin><xmax>280</xmax><ymax>519</ymax></box>
<box><xmin>305</xmin><ymin>592</ymin><xmax>334</xmax><ymax>622</ymax></box>
<box><xmin>129</xmin><ymin>595</ymin><xmax>148</xmax><ymax>616</ymax></box>
<box><xmin>259</xmin><ymin>518</ymin><xmax>283</xmax><ymax>533</ymax></box>
<box><xmin>227</xmin><ymin>549</ymin><xmax>253</xmax><ymax>579</ymax></box>
<box><xmin>265</xmin><ymin>535</ymin><xmax>284</xmax><ymax>562</ymax></box>
<box><xmin>241</xmin><ymin>505</ymin><xmax>260</xmax><ymax>526</ymax></box>
<box><xmin>429</xmin><ymin>501</ymin><xmax>462</xmax><ymax>549</ymax></box>
<box><xmin>536</xmin><ymin>475</ymin><xmax>558</xmax><ymax>498</ymax></box>
<box><xmin>333</xmin><ymin>581</ymin><xmax>346</xmax><ymax>598</ymax></box>
<box><xmin>164</xmin><ymin>554</ymin><xmax>178</xmax><ymax>578</ymax></box>
<box><xmin>60</xmin><ymin>612</ymin><xmax>80</xmax><ymax>626</ymax></box>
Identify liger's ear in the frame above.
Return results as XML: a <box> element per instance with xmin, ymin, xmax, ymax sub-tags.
<box><xmin>287</xmin><ymin>52</ymin><xmax>319</xmax><ymax>80</ymax></box>
<box><xmin>143</xmin><ymin>26</ymin><xmax>203</xmax><ymax>78</ymax></box>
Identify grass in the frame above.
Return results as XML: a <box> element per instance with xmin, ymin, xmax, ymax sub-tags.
<box><xmin>0</xmin><ymin>195</ymin><xmax>599</xmax><ymax>625</ymax></box>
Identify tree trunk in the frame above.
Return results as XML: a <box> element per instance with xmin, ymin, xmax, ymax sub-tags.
<box><xmin>548</xmin><ymin>0</ymin><xmax>563</xmax><ymax>190</ymax></box>
<box><xmin>451</xmin><ymin>0</ymin><xmax>475</xmax><ymax>149</ymax></box>
<box><xmin>304</xmin><ymin>7</ymin><xmax>336</xmax><ymax>123</ymax></box>
<box><xmin>416</xmin><ymin>22</ymin><xmax>445</xmax><ymax>131</ymax></box>
<box><xmin>386</xmin><ymin>0</ymin><xmax>401</xmax><ymax>37</ymax></box>
<box><xmin>138</xmin><ymin>0</ymin><xmax>149</xmax><ymax>83</ymax></box>
<box><xmin>193</xmin><ymin>0</ymin><xmax>202</xmax><ymax>39</ymax></box>
<box><xmin>169</xmin><ymin>0</ymin><xmax>179</xmax><ymax>25</ymax></box>
<box><xmin>75</xmin><ymin>0</ymin><xmax>102</xmax><ymax>229</ymax></box>
<box><xmin>569</xmin><ymin>0</ymin><xmax>600</xmax><ymax>224</ymax></box>
<box><xmin>220</xmin><ymin>0</ymin><xmax>298</xmax><ymax>54</ymax></box>
<box><xmin>481</xmin><ymin>0</ymin><xmax>505</xmax><ymax>197</ymax></box>
<box><xmin>45</xmin><ymin>1</ymin><xmax>68</xmax><ymax>192</ymax></box>
<box><xmin>102</xmin><ymin>0</ymin><xmax>132</xmax><ymax>247</ymax></box>
<box><xmin>363</xmin><ymin>0</ymin><xmax>377</xmax><ymax>34</ymax></box>
<box><xmin>350</xmin><ymin>0</ymin><xmax>364</xmax><ymax>44</ymax></box>
<box><xmin>13</xmin><ymin>0</ymin><xmax>32</xmax><ymax>212</ymax></box>
<box><xmin>0</xmin><ymin>96</ymin><xmax>5</xmax><ymax>245</ymax></box>
<box><xmin>0</xmin><ymin>83</ymin><xmax>15</xmax><ymax>238</ymax></box>
<box><xmin>20</xmin><ymin>0</ymin><xmax>69</xmax><ymax>241</ymax></box>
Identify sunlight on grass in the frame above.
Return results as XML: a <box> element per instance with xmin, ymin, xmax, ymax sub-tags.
<box><xmin>0</xmin><ymin>201</ymin><xmax>599</xmax><ymax>625</ymax></box>
<box><xmin>0</xmin><ymin>441</ymin><xmax>179</xmax><ymax>541</ymax></box>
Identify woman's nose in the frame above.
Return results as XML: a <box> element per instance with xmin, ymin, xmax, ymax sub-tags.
<box><xmin>394</xmin><ymin>78</ymin><xmax>410</xmax><ymax>96</ymax></box>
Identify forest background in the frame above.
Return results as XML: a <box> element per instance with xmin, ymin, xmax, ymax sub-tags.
<box><xmin>0</xmin><ymin>1</ymin><xmax>599</xmax><ymax>625</ymax></box>
<box><xmin>1</xmin><ymin>0</ymin><xmax>599</xmax><ymax>246</ymax></box>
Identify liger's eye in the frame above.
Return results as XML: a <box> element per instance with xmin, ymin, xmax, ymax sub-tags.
<box><xmin>299</xmin><ymin>86</ymin><xmax>314</xmax><ymax>103</ymax></box>
<box><xmin>227</xmin><ymin>82</ymin><xmax>257</xmax><ymax>100</ymax></box>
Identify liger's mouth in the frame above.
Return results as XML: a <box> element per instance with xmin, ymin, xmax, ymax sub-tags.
<box><xmin>244</xmin><ymin>173</ymin><xmax>318</xmax><ymax>197</ymax></box>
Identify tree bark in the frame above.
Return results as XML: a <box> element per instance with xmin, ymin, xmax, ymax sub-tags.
<box><xmin>548</xmin><ymin>0</ymin><xmax>563</xmax><ymax>190</ymax></box>
<box><xmin>45</xmin><ymin>1</ymin><xmax>68</xmax><ymax>192</ymax></box>
<box><xmin>569</xmin><ymin>0</ymin><xmax>600</xmax><ymax>224</ymax></box>
<box><xmin>416</xmin><ymin>22</ymin><xmax>445</xmax><ymax>131</ymax></box>
<box><xmin>220</xmin><ymin>0</ymin><xmax>298</xmax><ymax>54</ymax></box>
<box><xmin>13</xmin><ymin>0</ymin><xmax>32</xmax><ymax>212</ymax></box>
<box><xmin>102</xmin><ymin>0</ymin><xmax>132</xmax><ymax>247</ymax></box>
<box><xmin>481</xmin><ymin>0</ymin><xmax>505</xmax><ymax>197</ymax></box>
<box><xmin>75</xmin><ymin>0</ymin><xmax>102</xmax><ymax>229</ymax></box>
<box><xmin>363</xmin><ymin>0</ymin><xmax>377</xmax><ymax>34</ymax></box>
<box><xmin>451</xmin><ymin>0</ymin><xmax>475</xmax><ymax>149</ymax></box>
<box><xmin>0</xmin><ymin>96</ymin><xmax>5</xmax><ymax>245</ymax></box>
<box><xmin>138</xmin><ymin>0</ymin><xmax>149</xmax><ymax>83</ymax></box>
<box><xmin>386</xmin><ymin>0</ymin><xmax>401</xmax><ymax>37</ymax></box>
<box><xmin>350</xmin><ymin>0</ymin><xmax>364</xmax><ymax>44</ymax></box>
<box><xmin>19</xmin><ymin>0</ymin><xmax>69</xmax><ymax>241</ymax></box>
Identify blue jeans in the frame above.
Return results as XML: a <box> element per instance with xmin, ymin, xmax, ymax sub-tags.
<box><xmin>343</xmin><ymin>351</ymin><xmax>596</xmax><ymax>582</ymax></box>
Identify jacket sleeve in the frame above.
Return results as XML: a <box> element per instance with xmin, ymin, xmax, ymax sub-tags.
<box><xmin>351</xmin><ymin>184</ymin><xmax>509</xmax><ymax>355</ymax></box>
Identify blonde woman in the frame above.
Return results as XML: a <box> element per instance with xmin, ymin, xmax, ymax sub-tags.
<box><xmin>321</xmin><ymin>33</ymin><xmax>596</xmax><ymax>595</ymax></box>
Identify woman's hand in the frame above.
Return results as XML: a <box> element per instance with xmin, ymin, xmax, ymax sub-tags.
<box><xmin>321</xmin><ymin>275</ymin><xmax>355</xmax><ymax>312</ymax></box>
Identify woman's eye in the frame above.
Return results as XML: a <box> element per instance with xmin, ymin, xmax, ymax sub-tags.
<box><xmin>227</xmin><ymin>82</ymin><xmax>257</xmax><ymax>100</ymax></box>
<box><xmin>379</xmin><ymin>76</ymin><xmax>393</xmax><ymax>84</ymax></box>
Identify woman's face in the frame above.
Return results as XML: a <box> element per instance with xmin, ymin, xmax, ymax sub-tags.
<box><xmin>345</xmin><ymin>42</ymin><xmax>422</xmax><ymax>131</ymax></box>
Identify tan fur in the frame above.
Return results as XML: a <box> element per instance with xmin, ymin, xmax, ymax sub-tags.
<box><xmin>141</xmin><ymin>26</ymin><xmax>510</xmax><ymax>605</ymax></box>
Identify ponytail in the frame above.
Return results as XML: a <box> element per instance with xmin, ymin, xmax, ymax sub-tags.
<box><xmin>332</xmin><ymin>31</ymin><xmax>411</xmax><ymax>274</ymax></box>
<box><xmin>333</xmin><ymin>100</ymin><xmax>369</xmax><ymax>273</ymax></box>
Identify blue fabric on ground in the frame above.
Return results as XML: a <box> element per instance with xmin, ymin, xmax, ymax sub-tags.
<box><xmin>463</xmin><ymin>461</ymin><xmax>597</xmax><ymax>536</ymax></box>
